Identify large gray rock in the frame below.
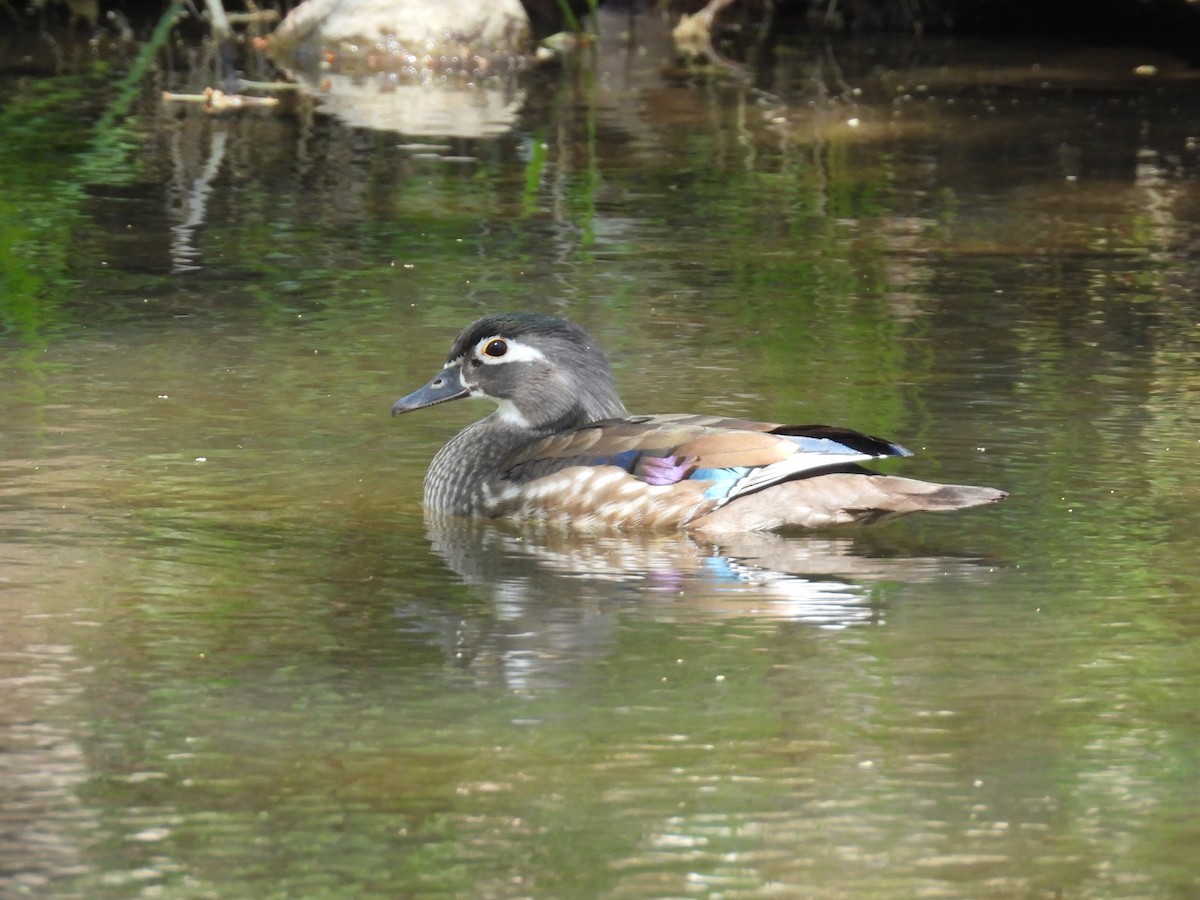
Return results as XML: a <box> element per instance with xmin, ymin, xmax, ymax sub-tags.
<box><xmin>266</xmin><ymin>0</ymin><xmax>534</xmax><ymax>77</ymax></box>
<box><xmin>263</xmin><ymin>0</ymin><xmax>534</xmax><ymax>136</ymax></box>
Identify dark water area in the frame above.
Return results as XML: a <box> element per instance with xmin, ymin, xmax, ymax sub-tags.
<box><xmin>3</xmin><ymin>11</ymin><xmax>1200</xmax><ymax>898</ymax></box>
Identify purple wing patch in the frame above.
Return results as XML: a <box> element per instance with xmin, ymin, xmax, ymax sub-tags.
<box><xmin>636</xmin><ymin>454</ymin><xmax>698</xmax><ymax>486</ymax></box>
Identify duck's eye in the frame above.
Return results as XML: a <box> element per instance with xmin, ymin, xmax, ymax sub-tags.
<box><xmin>482</xmin><ymin>338</ymin><xmax>508</xmax><ymax>359</ymax></box>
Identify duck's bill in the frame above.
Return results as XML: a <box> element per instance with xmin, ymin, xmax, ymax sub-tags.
<box><xmin>392</xmin><ymin>367</ymin><xmax>469</xmax><ymax>415</ymax></box>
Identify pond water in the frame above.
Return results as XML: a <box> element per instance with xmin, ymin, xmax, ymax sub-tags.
<box><xmin>3</xmin><ymin>10</ymin><xmax>1200</xmax><ymax>898</ymax></box>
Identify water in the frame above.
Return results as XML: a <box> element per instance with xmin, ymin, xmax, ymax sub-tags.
<box><xmin>3</xmin><ymin>12</ymin><xmax>1200</xmax><ymax>898</ymax></box>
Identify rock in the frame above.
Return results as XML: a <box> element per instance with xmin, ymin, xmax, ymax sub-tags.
<box><xmin>262</xmin><ymin>0</ymin><xmax>534</xmax><ymax>136</ymax></box>
<box><xmin>265</xmin><ymin>0</ymin><xmax>534</xmax><ymax>78</ymax></box>
<box><xmin>288</xmin><ymin>70</ymin><xmax>527</xmax><ymax>136</ymax></box>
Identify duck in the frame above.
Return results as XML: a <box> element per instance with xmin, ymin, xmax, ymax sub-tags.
<box><xmin>391</xmin><ymin>313</ymin><xmax>1007</xmax><ymax>532</ymax></box>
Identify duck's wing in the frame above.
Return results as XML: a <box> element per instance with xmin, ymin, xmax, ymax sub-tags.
<box><xmin>502</xmin><ymin>414</ymin><xmax>911</xmax><ymax>504</ymax></box>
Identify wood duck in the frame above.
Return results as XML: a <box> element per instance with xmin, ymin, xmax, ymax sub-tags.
<box><xmin>392</xmin><ymin>313</ymin><xmax>1007</xmax><ymax>532</ymax></box>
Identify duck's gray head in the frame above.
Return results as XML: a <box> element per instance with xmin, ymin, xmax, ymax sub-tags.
<box><xmin>392</xmin><ymin>313</ymin><xmax>629</xmax><ymax>433</ymax></box>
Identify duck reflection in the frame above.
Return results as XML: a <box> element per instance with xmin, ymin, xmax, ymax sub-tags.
<box><xmin>395</xmin><ymin>518</ymin><xmax>1002</xmax><ymax>690</ymax></box>
<box><xmin>425</xmin><ymin>515</ymin><xmax>999</xmax><ymax>623</ymax></box>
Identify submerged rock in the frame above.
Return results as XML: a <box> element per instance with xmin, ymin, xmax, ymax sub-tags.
<box><xmin>287</xmin><ymin>70</ymin><xmax>527</xmax><ymax>136</ymax></box>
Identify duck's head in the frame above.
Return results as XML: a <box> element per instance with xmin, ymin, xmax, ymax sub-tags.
<box><xmin>392</xmin><ymin>313</ymin><xmax>628</xmax><ymax>433</ymax></box>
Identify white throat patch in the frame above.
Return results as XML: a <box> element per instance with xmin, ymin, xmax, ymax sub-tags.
<box><xmin>493</xmin><ymin>399</ymin><xmax>531</xmax><ymax>428</ymax></box>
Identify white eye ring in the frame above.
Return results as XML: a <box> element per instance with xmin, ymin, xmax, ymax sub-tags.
<box><xmin>473</xmin><ymin>336</ymin><xmax>546</xmax><ymax>365</ymax></box>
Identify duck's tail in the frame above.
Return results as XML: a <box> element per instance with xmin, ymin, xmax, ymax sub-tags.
<box><xmin>689</xmin><ymin>471</ymin><xmax>1007</xmax><ymax>533</ymax></box>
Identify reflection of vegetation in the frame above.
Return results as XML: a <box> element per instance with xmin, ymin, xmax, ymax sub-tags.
<box><xmin>0</xmin><ymin>3</ymin><xmax>181</xmax><ymax>342</ymax></box>
<box><xmin>554</xmin><ymin>0</ymin><xmax>600</xmax><ymax>36</ymax></box>
<box><xmin>0</xmin><ymin>73</ymin><xmax>90</xmax><ymax>340</ymax></box>
<box><xmin>81</xmin><ymin>3</ymin><xmax>183</xmax><ymax>184</ymax></box>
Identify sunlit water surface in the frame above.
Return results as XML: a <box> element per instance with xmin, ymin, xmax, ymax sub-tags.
<box><xmin>3</xmin><ymin>13</ymin><xmax>1200</xmax><ymax>898</ymax></box>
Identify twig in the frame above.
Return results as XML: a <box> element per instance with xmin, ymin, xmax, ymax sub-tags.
<box><xmin>162</xmin><ymin>87</ymin><xmax>280</xmax><ymax>113</ymax></box>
